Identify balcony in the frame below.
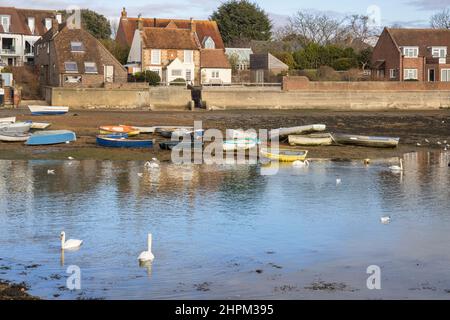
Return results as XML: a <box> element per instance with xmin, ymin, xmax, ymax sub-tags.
<box><xmin>426</xmin><ymin>56</ymin><xmax>450</xmax><ymax>65</ymax></box>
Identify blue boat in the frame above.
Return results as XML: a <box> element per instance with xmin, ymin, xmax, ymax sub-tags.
<box><xmin>26</xmin><ymin>130</ymin><xmax>77</xmax><ymax>146</ymax></box>
<box><xmin>96</xmin><ymin>134</ymin><xmax>154</xmax><ymax>148</ymax></box>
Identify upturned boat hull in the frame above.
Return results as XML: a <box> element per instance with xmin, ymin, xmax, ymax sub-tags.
<box><xmin>332</xmin><ymin>134</ymin><xmax>400</xmax><ymax>148</ymax></box>
<box><xmin>96</xmin><ymin>135</ymin><xmax>153</xmax><ymax>148</ymax></box>
<box><xmin>289</xmin><ymin>133</ymin><xmax>333</xmax><ymax>146</ymax></box>
<box><xmin>28</xmin><ymin>105</ymin><xmax>69</xmax><ymax>116</ymax></box>
<box><xmin>26</xmin><ymin>130</ymin><xmax>77</xmax><ymax>145</ymax></box>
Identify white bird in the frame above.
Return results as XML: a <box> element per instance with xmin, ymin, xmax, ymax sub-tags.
<box><xmin>425</xmin><ymin>139</ymin><xmax>430</xmax><ymax>143</ymax></box>
<box><xmin>68</xmin><ymin>157</ymin><xmax>74</xmax><ymax>160</ymax></box>
<box><xmin>389</xmin><ymin>159</ymin><xmax>404</xmax><ymax>172</ymax></box>
<box><xmin>416</xmin><ymin>143</ymin><xmax>421</xmax><ymax>147</ymax></box>
<box><xmin>292</xmin><ymin>160</ymin><xmax>309</xmax><ymax>167</ymax></box>
<box><xmin>444</xmin><ymin>140</ymin><xmax>448</xmax><ymax>144</ymax></box>
<box><xmin>60</xmin><ymin>231</ymin><xmax>83</xmax><ymax>250</ymax></box>
<box><xmin>380</xmin><ymin>216</ymin><xmax>391</xmax><ymax>224</ymax></box>
<box><xmin>145</xmin><ymin>160</ymin><xmax>160</xmax><ymax>169</ymax></box>
<box><xmin>138</xmin><ymin>234</ymin><xmax>155</xmax><ymax>263</ymax></box>
<box><xmin>47</xmin><ymin>169</ymin><xmax>55</xmax><ymax>175</ymax></box>
<box><xmin>336</xmin><ymin>178</ymin><xmax>342</xmax><ymax>185</ymax></box>
<box><xmin>437</xmin><ymin>141</ymin><xmax>442</xmax><ymax>145</ymax></box>
<box><xmin>137</xmin><ymin>173</ymin><xmax>144</xmax><ymax>178</ymax></box>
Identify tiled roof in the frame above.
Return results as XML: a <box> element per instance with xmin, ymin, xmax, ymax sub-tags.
<box><xmin>0</xmin><ymin>7</ymin><xmax>57</xmax><ymax>35</ymax></box>
<box><xmin>116</xmin><ymin>17</ymin><xmax>225</xmax><ymax>49</ymax></box>
<box><xmin>201</xmin><ymin>49</ymin><xmax>231</xmax><ymax>68</ymax></box>
<box><xmin>387</xmin><ymin>28</ymin><xmax>450</xmax><ymax>56</ymax></box>
<box><xmin>141</xmin><ymin>27</ymin><xmax>199</xmax><ymax>50</ymax></box>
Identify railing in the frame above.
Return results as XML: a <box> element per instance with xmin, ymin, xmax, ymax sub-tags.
<box><xmin>1</xmin><ymin>48</ymin><xmax>16</xmax><ymax>55</ymax></box>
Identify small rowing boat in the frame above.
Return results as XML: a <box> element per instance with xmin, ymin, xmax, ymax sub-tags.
<box><xmin>28</xmin><ymin>105</ymin><xmax>69</xmax><ymax>116</ymax></box>
<box><xmin>289</xmin><ymin>133</ymin><xmax>333</xmax><ymax>146</ymax></box>
<box><xmin>159</xmin><ymin>141</ymin><xmax>204</xmax><ymax>150</ymax></box>
<box><xmin>124</xmin><ymin>126</ymin><xmax>154</xmax><ymax>134</ymax></box>
<box><xmin>0</xmin><ymin>132</ymin><xmax>30</xmax><ymax>142</ymax></box>
<box><xmin>26</xmin><ymin>130</ymin><xmax>76</xmax><ymax>146</ymax></box>
<box><xmin>96</xmin><ymin>134</ymin><xmax>153</xmax><ymax>148</ymax></box>
<box><xmin>0</xmin><ymin>122</ymin><xmax>32</xmax><ymax>133</ymax></box>
<box><xmin>29</xmin><ymin>122</ymin><xmax>51</xmax><ymax>130</ymax></box>
<box><xmin>332</xmin><ymin>134</ymin><xmax>400</xmax><ymax>148</ymax></box>
<box><xmin>271</xmin><ymin>124</ymin><xmax>326</xmax><ymax>139</ymax></box>
<box><xmin>260</xmin><ymin>148</ymin><xmax>308</xmax><ymax>162</ymax></box>
<box><xmin>222</xmin><ymin>138</ymin><xmax>259</xmax><ymax>152</ymax></box>
<box><xmin>99</xmin><ymin>125</ymin><xmax>140</xmax><ymax>136</ymax></box>
<box><xmin>0</xmin><ymin>117</ymin><xmax>16</xmax><ymax>123</ymax></box>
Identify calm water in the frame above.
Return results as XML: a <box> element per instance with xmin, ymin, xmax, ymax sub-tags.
<box><xmin>0</xmin><ymin>152</ymin><xmax>450</xmax><ymax>300</ymax></box>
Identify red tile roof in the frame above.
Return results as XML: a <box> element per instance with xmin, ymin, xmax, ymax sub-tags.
<box><xmin>116</xmin><ymin>17</ymin><xmax>224</xmax><ymax>49</ymax></box>
<box><xmin>200</xmin><ymin>49</ymin><xmax>231</xmax><ymax>68</ymax></box>
<box><xmin>141</xmin><ymin>27</ymin><xmax>199</xmax><ymax>50</ymax></box>
<box><xmin>387</xmin><ymin>28</ymin><xmax>450</xmax><ymax>56</ymax></box>
<box><xmin>0</xmin><ymin>7</ymin><xmax>58</xmax><ymax>35</ymax></box>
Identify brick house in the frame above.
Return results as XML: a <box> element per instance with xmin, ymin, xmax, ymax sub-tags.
<box><xmin>0</xmin><ymin>7</ymin><xmax>61</xmax><ymax>66</ymax></box>
<box><xmin>35</xmin><ymin>21</ymin><xmax>127</xmax><ymax>87</ymax></box>
<box><xmin>372</xmin><ymin>28</ymin><xmax>450</xmax><ymax>82</ymax></box>
<box><xmin>117</xmin><ymin>8</ymin><xmax>230</xmax><ymax>85</ymax></box>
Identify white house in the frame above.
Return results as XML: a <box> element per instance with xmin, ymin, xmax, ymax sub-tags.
<box><xmin>200</xmin><ymin>49</ymin><xmax>231</xmax><ymax>85</ymax></box>
<box><xmin>0</xmin><ymin>7</ymin><xmax>60</xmax><ymax>66</ymax></box>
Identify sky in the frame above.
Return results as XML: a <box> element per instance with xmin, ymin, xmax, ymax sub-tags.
<box><xmin>2</xmin><ymin>0</ymin><xmax>450</xmax><ymax>28</ymax></box>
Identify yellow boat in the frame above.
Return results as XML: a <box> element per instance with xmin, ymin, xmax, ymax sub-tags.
<box><xmin>260</xmin><ymin>148</ymin><xmax>308</xmax><ymax>162</ymax></box>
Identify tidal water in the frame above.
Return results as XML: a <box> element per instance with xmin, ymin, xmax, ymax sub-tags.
<box><xmin>0</xmin><ymin>152</ymin><xmax>450</xmax><ymax>299</ymax></box>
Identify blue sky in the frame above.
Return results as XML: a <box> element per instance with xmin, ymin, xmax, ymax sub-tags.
<box><xmin>3</xmin><ymin>0</ymin><xmax>450</xmax><ymax>28</ymax></box>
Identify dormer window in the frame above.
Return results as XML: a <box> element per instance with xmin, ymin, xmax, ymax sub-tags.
<box><xmin>403</xmin><ymin>46</ymin><xmax>419</xmax><ymax>58</ymax></box>
<box><xmin>432</xmin><ymin>47</ymin><xmax>447</xmax><ymax>58</ymax></box>
<box><xmin>45</xmin><ymin>18</ymin><xmax>52</xmax><ymax>30</ymax></box>
<box><xmin>203</xmin><ymin>36</ymin><xmax>215</xmax><ymax>49</ymax></box>
<box><xmin>71</xmin><ymin>41</ymin><xmax>84</xmax><ymax>52</ymax></box>
<box><xmin>0</xmin><ymin>15</ymin><xmax>10</xmax><ymax>33</ymax></box>
<box><xmin>28</xmin><ymin>17</ymin><xmax>35</xmax><ymax>34</ymax></box>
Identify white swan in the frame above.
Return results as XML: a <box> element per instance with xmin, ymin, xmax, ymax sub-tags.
<box><xmin>389</xmin><ymin>159</ymin><xmax>404</xmax><ymax>172</ymax></box>
<box><xmin>138</xmin><ymin>234</ymin><xmax>155</xmax><ymax>263</ymax></box>
<box><xmin>380</xmin><ymin>216</ymin><xmax>391</xmax><ymax>224</ymax></box>
<box><xmin>145</xmin><ymin>158</ymin><xmax>160</xmax><ymax>169</ymax></box>
<box><xmin>336</xmin><ymin>178</ymin><xmax>342</xmax><ymax>185</ymax></box>
<box><xmin>60</xmin><ymin>231</ymin><xmax>83</xmax><ymax>250</ymax></box>
<box><xmin>292</xmin><ymin>160</ymin><xmax>309</xmax><ymax>167</ymax></box>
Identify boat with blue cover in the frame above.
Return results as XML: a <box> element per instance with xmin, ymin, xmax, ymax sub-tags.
<box><xmin>96</xmin><ymin>134</ymin><xmax>154</xmax><ymax>148</ymax></box>
<box><xmin>26</xmin><ymin>130</ymin><xmax>77</xmax><ymax>145</ymax></box>
<box><xmin>28</xmin><ymin>105</ymin><xmax>69</xmax><ymax>116</ymax></box>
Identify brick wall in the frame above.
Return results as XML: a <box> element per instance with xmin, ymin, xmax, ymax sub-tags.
<box><xmin>371</xmin><ymin>29</ymin><xmax>401</xmax><ymax>81</ymax></box>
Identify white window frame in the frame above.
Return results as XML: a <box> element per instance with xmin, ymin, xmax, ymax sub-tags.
<box><xmin>441</xmin><ymin>69</ymin><xmax>450</xmax><ymax>82</ymax></box>
<box><xmin>404</xmin><ymin>68</ymin><xmax>418</xmax><ymax>80</ymax></box>
<box><xmin>204</xmin><ymin>37</ymin><xmax>215</xmax><ymax>49</ymax></box>
<box><xmin>403</xmin><ymin>46</ymin><xmax>419</xmax><ymax>58</ymax></box>
<box><xmin>64</xmin><ymin>61</ymin><xmax>78</xmax><ymax>73</ymax></box>
<box><xmin>28</xmin><ymin>17</ymin><xmax>36</xmax><ymax>34</ymax></box>
<box><xmin>432</xmin><ymin>47</ymin><xmax>447</xmax><ymax>58</ymax></box>
<box><xmin>0</xmin><ymin>15</ymin><xmax>10</xmax><ymax>33</ymax></box>
<box><xmin>211</xmin><ymin>70</ymin><xmax>220</xmax><ymax>78</ymax></box>
<box><xmin>151</xmin><ymin>49</ymin><xmax>161</xmax><ymax>65</ymax></box>
<box><xmin>184</xmin><ymin>50</ymin><xmax>193</xmax><ymax>64</ymax></box>
<box><xmin>389</xmin><ymin>69</ymin><xmax>398</xmax><ymax>79</ymax></box>
<box><xmin>45</xmin><ymin>18</ymin><xmax>52</xmax><ymax>30</ymax></box>
<box><xmin>84</xmin><ymin>62</ymin><xmax>98</xmax><ymax>74</ymax></box>
<box><xmin>185</xmin><ymin>69</ymin><xmax>192</xmax><ymax>81</ymax></box>
<box><xmin>171</xmin><ymin>69</ymin><xmax>182</xmax><ymax>77</ymax></box>
<box><xmin>70</xmin><ymin>41</ymin><xmax>84</xmax><ymax>52</ymax></box>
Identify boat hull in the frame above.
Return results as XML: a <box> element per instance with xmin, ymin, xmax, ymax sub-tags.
<box><xmin>222</xmin><ymin>139</ymin><xmax>259</xmax><ymax>152</ymax></box>
<box><xmin>0</xmin><ymin>122</ymin><xmax>32</xmax><ymax>133</ymax></box>
<box><xmin>289</xmin><ymin>134</ymin><xmax>333</xmax><ymax>146</ymax></box>
<box><xmin>26</xmin><ymin>130</ymin><xmax>77</xmax><ymax>146</ymax></box>
<box><xmin>272</xmin><ymin>124</ymin><xmax>327</xmax><ymax>139</ymax></box>
<box><xmin>96</xmin><ymin>136</ymin><xmax>153</xmax><ymax>148</ymax></box>
<box><xmin>0</xmin><ymin>132</ymin><xmax>30</xmax><ymax>142</ymax></box>
<box><xmin>260</xmin><ymin>148</ymin><xmax>308</xmax><ymax>162</ymax></box>
<box><xmin>28</xmin><ymin>105</ymin><xmax>69</xmax><ymax>116</ymax></box>
<box><xmin>332</xmin><ymin>134</ymin><xmax>400</xmax><ymax>148</ymax></box>
<box><xmin>0</xmin><ymin>117</ymin><xmax>16</xmax><ymax>123</ymax></box>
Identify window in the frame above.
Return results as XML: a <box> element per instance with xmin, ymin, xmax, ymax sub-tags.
<box><xmin>203</xmin><ymin>37</ymin><xmax>215</xmax><ymax>49</ymax></box>
<box><xmin>186</xmin><ymin>69</ymin><xmax>192</xmax><ymax>81</ymax></box>
<box><xmin>184</xmin><ymin>50</ymin><xmax>193</xmax><ymax>63</ymax></box>
<box><xmin>404</xmin><ymin>69</ymin><xmax>418</xmax><ymax>80</ymax></box>
<box><xmin>432</xmin><ymin>47</ymin><xmax>447</xmax><ymax>58</ymax></box>
<box><xmin>441</xmin><ymin>69</ymin><xmax>450</xmax><ymax>82</ymax></box>
<box><xmin>1</xmin><ymin>15</ymin><xmax>10</xmax><ymax>32</ymax></box>
<box><xmin>45</xmin><ymin>18</ymin><xmax>52</xmax><ymax>30</ymax></box>
<box><xmin>84</xmin><ymin>62</ymin><xmax>98</xmax><ymax>74</ymax></box>
<box><xmin>389</xmin><ymin>69</ymin><xmax>398</xmax><ymax>79</ymax></box>
<box><xmin>211</xmin><ymin>71</ymin><xmax>220</xmax><ymax>78</ymax></box>
<box><xmin>151</xmin><ymin>49</ymin><xmax>161</xmax><ymax>64</ymax></box>
<box><xmin>403</xmin><ymin>47</ymin><xmax>419</xmax><ymax>58</ymax></box>
<box><xmin>64</xmin><ymin>75</ymin><xmax>82</xmax><ymax>83</ymax></box>
<box><xmin>28</xmin><ymin>17</ymin><xmax>35</xmax><ymax>34</ymax></box>
<box><xmin>70</xmin><ymin>41</ymin><xmax>84</xmax><ymax>52</ymax></box>
<box><xmin>171</xmin><ymin>69</ymin><xmax>182</xmax><ymax>77</ymax></box>
<box><xmin>64</xmin><ymin>61</ymin><xmax>78</xmax><ymax>73</ymax></box>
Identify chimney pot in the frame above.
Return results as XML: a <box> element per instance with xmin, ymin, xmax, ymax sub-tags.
<box><xmin>121</xmin><ymin>7</ymin><xmax>127</xmax><ymax>19</ymax></box>
<box><xmin>190</xmin><ymin>18</ymin><xmax>196</xmax><ymax>33</ymax></box>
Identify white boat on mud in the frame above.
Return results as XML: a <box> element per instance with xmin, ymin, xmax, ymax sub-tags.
<box><xmin>0</xmin><ymin>117</ymin><xmax>16</xmax><ymax>123</ymax></box>
<box><xmin>271</xmin><ymin>124</ymin><xmax>327</xmax><ymax>139</ymax></box>
<box><xmin>28</xmin><ymin>105</ymin><xmax>69</xmax><ymax>116</ymax></box>
<box><xmin>289</xmin><ymin>133</ymin><xmax>333</xmax><ymax>146</ymax></box>
<box><xmin>29</xmin><ymin>122</ymin><xmax>51</xmax><ymax>130</ymax></box>
<box><xmin>0</xmin><ymin>132</ymin><xmax>30</xmax><ymax>142</ymax></box>
<box><xmin>222</xmin><ymin>138</ymin><xmax>259</xmax><ymax>152</ymax></box>
<box><xmin>0</xmin><ymin>122</ymin><xmax>32</xmax><ymax>133</ymax></box>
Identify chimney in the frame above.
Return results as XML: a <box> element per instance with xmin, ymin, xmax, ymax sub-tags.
<box><xmin>121</xmin><ymin>7</ymin><xmax>127</xmax><ymax>19</ymax></box>
<box><xmin>137</xmin><ymin>14</ymin><xmax>143</xmax><ymax>31</ymax></box>
<box><xmin>190</xmin><ymin>17</ymin><xmax>196</xmax><ymax>33</ymax></box>
<box><xmin>153</xmin><ymin>18</ymin><xmax>156</xmax><ymax>27</ymax></box>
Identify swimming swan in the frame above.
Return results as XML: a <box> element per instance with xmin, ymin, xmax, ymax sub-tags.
<box><xmin>138</xmin><ymin>234</ymin><xmax>155</xmax><ymax>263</ymax></box>
<box><xmin>389</xmin><ymin>159</ymin><xmax>404</xmax><ymax>172</ymax></box>
<box><xmin>293</xmin><ymin>160</ymin><xmax>310</xmax><ymax>167</ymax></box>
<box><xmin>60</xmin><ymin>231</ymin><xmax>83</xmax><ymax>250</ymax></box>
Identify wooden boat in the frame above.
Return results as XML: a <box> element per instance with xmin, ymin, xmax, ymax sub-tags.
<box><xmin>0</xmin><ymin>122</ymin><xmax>32</xmax><ymax>133</ymax></box>
<box><xmin>222</xmin><ymin>138</ymin><xmax>259</xmax><ymax>152</ymax></box>
<box><xmin>123</xmin><ymin>126</ymin><xmax>154</xmax><ymax>134</ymax></box>
<box><xmin>0</xmin><ymin>117</ymin><xmax>15</xmax><ymax>123</ymax></box>
<box><xmin>332</xmin><ymin>134</ymin><xmax>400</xmax><ymax>148</ymax></box>
<box><xmin>260</xmin><ymin>148</ymin><xmax>308</xmax><ymax>162</ymax></box>
<box><xmin>99</xmin><ymin>125</ymin><xmax>140</xmax><ymax>136</ymax></box>
<box><xmin>289</xmin><ymin>133</ymin><xmax>333</xmax><ymax>146</ymax></box>
<box><xmin>0</xmin><ymin>132</ymin><xmax>30</xmax><ymax>142</ymax></box>
<box><xmin>26</xmin><ymin>130</ymin><xmax>77</xmax><ymax>146</ymax></box>
<box><xmin>28</xmin><ymin>105</ymin><xmax>69</xmax><ymax>116</ymax></box>
<box><xmin>271</xmin><ymin>124</ymin><xmax>327</xmax><ymax>139</ymax></box>
<box><xmin>29</xmin><ymin>122</ymin><xmax>51</xmax><ymax>130</ymax></box>
<box><xmin>96</xmin><ymin>134</ymin><xmax>153</xmax><ymax>148</ymax></box>
<box><xmin>155</xmin><ymin>126</ymin><xmax>194</xmax><ymax>133</ymax></box>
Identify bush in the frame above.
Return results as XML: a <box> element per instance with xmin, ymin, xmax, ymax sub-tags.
<box><xmin>170</xmin><ymin>78</ymin><xmax>186</xmax><ymax>86</ymax></box>
<box><xmin>316</xmin><ymin>66</ymin><xmax>340</xmax><ymax>81</ymax></box>
<box><xmin>332</xmin><ymin>58</ymin><xmax>358</xmax><ymax>71</ymax></box>
<box><xmin>129</xmin><ymin>70</ymin><xmax>161</xmax><ymax>86</ymax></box>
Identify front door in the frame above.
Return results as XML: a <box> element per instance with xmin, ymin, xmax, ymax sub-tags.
<box><xmin>428</xmin><ymin>69</ymin><xmax>435</xmax><ymax>82</ymax></box>
<box><xmin>104</xmin><ymin>65</ymin><xmax>114</xmax><ymax>83</ymax></box>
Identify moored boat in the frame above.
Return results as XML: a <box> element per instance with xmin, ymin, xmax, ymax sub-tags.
<box><xmin>96</xmin><ymin>135</ymin><xmax>153</xmax><ymax>148</ymax></box>
<box><xmin>332</xmin><ymin>134</ymin><xmax>400</xmax><ymax>148</ymax></box>
<box><xmin>0</xmin><ymin>132</ymin><xmax>30</xmax><ymax>142</ymax></box>
<box><xmin>28</xmin><ymin>105</ymin><xmax>69</xmax><ymax>116</ymax></box>
<box><xmin>222</xmin><ymin>138</ymin><xmax>259</xmax><ymax>152</ymax></box>
<box><xmin>260</xmin><ymin>148</ymin><xmax>308</xmax><ymax>162</ymax></box>
<box><xmin>0</xmin><ymin>117</ymin><xmax>16</xmax><ymax>123</ymax></box>
<box><xmin>289</xmin><ymin>133</ymin><xmax>333</xmax><ymax>146</ymax></box>
<box><xmin>99</xmin><ymin>125</ymin><xmax>140</xmax><ymax>136</ymax></box>
<box><xmin>159</xmin><ymin>141</ymin><xmax>203</xmax><ymax>150</ymax></box>
<box><xmin>26</xmin><ymin>130</ymin><xmax>77</xmax><ymax>146</ymax></box>
<box><xmin>0</xmin><ymin>122</ymin><xmax>32</xmax><ymax>133</ymax></box>
<box><xmin>271</xmin><ymin>124</ymin><xmax>326</xmax><ymax>139</ymax></box>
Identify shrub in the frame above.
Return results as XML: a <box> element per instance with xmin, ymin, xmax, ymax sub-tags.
<box><xmin>316</xmin><ymin>66</ymin><xmax>339</xmax><ymax>81</ymax></box>
<box><xmin>332</xmin><ymin>58</ymin><xmax>358</xmax><ymax>71</ymax></box>
<box><xmin>129</xmin><ymin>70</ymin><xmax>161</xmax><ymax>86</ymax></box>
<box><xmin>170</xmin><ymin>78</ymin><xmax>186</xmax><ymax>86</ymax></box>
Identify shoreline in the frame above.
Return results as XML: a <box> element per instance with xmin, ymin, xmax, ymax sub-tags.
<box><xmin>1</xmin><ymin>108</ymin><xmax>449</xmax><ymax>161</ymax></box>
<box><xmin>0</xmin><ymin>280</ymin><xmax>39</xmax><ymax>300</ymax></box>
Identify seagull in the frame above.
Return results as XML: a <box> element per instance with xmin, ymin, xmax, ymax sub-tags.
<box><xmin>380</xmin><ymin>216</ymin><xmax>391</xmax><ymax>225</ymax></box>
<box><xmin>336</xmin><ymin>178</ymin><xmax>342</xmax><ymax>185</ymax></box>
<box><xmin>68</xmin><ymin>157</ymin><xmax>74</xmax><ymax>160</ymax></box>
<box><xmin>138</xmin><ymin>234</ymin><xmax>155</xmax><ymax>263</ymax></box>
<box><xmin>60</xmin><ymin>231</ymin><xmax>83</xmax><ymax>250</ymax></box>
<box><xmin>416</xmin><ymin>143</ymin><xmax>422</xmax><ymax>147</ymax></box>
<box><xmin>47</xmin><ymin>169</ymin><xmax>55</xmax><ymax>175</ymax></box>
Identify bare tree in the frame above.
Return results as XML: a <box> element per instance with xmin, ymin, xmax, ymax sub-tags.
<box><xmin>430</xmin><ymin>9</ymin><xmax>450</xmax><ymax>29</ymax></box>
